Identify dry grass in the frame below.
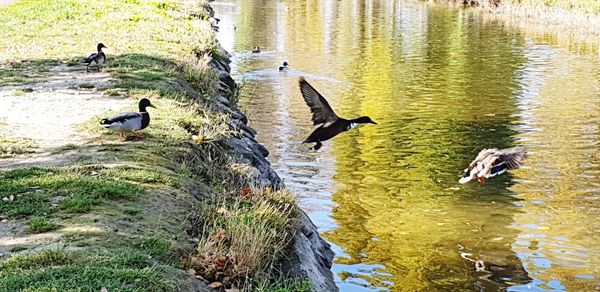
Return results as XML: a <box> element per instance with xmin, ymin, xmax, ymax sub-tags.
<box><xmin>185</xmin><ymin>187</ymin><xmax>298</xmax><ymax>289</ymax></box>
<box><xmin>433</xmin><ymin>0</ymin><xmax>600</xmax><ymax>52</ymax></box>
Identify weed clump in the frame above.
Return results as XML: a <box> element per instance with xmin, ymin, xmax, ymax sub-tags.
<box><xmin>186</xmin><ymin>187</ymin><xmax>298</xmax><ymax>289</ymax></box>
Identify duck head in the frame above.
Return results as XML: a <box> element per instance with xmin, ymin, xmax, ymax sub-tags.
<box><xmin>352</xmin><ymin>116</ymin><xmax>377</xmax><ymax>125</ymax></box>
<box><xmin>97</xmin><ymin>43</ymin><xmax>107</xmax><ymax>52</ymax></box>
<box><xmin>458</xmin><ymin>169</ymin><xmax>474</xmax><ymax>184</ymax></box>
<box><xmin>283</xmin><ymin>61</ymin><xmax>288</xmax><ymax>67</ymax></box>
<box><xmin>138</xmin><ymin>98</ymin><xmax>157</xmax><ymax>112</ymax></box>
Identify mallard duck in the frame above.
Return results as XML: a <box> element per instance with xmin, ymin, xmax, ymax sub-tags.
<box><xmin>84</xmin><ymin>43</ymin><xmax>107</xmax><ymax>72</ymax></box>
<box><xmin>299</xmin><ymin>77</ymin><xmax>376</xmax><ymax>150</ymax></box>
<box><xmin>459</xmin><ymin>147</ymin><xmax>526</xmax><ymax>185</ymax></box>
<box><xmin>278</xmin><ymin>61</ymin><xmax>289</xmax><ymax>71</ymax></box>
<box><xmin>251</xmin><ymin>46</ymin><xmax>261</xmax><ymax>53</ymax></box>
<box><xmin>100</xmin><ymin>98</ymin><xmax>156</xmax><ymax>140</ymax></box>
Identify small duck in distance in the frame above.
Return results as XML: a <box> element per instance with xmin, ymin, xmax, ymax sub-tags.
<box><xmin>299</xmin><ymin>77</ymin><xmax>377</xmax><ymax>150</ymax></box>
<box><xmin>279</xmin><ymin>61</ymin><xmax>289</xmax><ymax>71</ymax></box>
<box><xmin>459</xmin><ymin>147</ymin><xmax>527</xmax><ymax>185</ymax></box>
<box><xmin>251</xmin><ymin>46</ymin><xmax>261</xmax><ymax>53</ymax></box>
<box><xmin>100</xmin><ymin>98</ymin><xmax>156</xmax><ymax>141</ymax></box>
<box><xmin>84</xmin><ymin>43</ymin><xmax>107</xmax><ymax>72</ymax></box>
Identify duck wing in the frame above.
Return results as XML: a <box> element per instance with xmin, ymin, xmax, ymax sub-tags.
<box><xmin>498</xmin><ymin>147</ymin><xmax>527</xmax><ymax>169</ymax></box>
<box><xmin>84</xmin><ymin>53</ymin><xmax>98</xmax><ymax>64</ymax></box>
<box><xmin>299</xmin><ymin>77</ymin><xmax>338</xmax><ymax>126</ymax></box>
<box><xmin>100</xmin><ymin>112</ymin><xmax>143</xmax><ymax>131</ymax></box>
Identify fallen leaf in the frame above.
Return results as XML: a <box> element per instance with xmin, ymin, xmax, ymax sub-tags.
<box><xmin>100</xmin><ymin>287</ymin><xmax>108</xmax><ymax>292</ymax></box>
<box><xmin>187</xmin><ymin>268</ymin><xmax>196</xmax><ymax>275</ymax></box>
<box><xmin>214</xmin><ymin>228</ymin><xmax>226</xmax><ymax>241</ymax></box>
<box><xmin>2</xmin><ymin>197</ymin><xmax>8</xmax><ymax>202</ymax></box>
<box><xmin>9</xmin><ymin>195</ymin><xmax>14</xmax><ymax>202</ymax></box>
<box><xmin>225</xmin><ymin>287</ymin><xmax>240</xmax><ymax>292</ymax></box>
<box><xmin>240</xmin><ymin>187</ymin><xmax>252</xmax><ymax>197</ymax></box>
<box><xmin>209</xmin><ymin>282</ymin><xmax>222</xmax><ymax>289</ymax></box>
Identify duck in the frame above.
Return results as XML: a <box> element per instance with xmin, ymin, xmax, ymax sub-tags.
<box><xmin>459</xmin><ymin>147</ymin><xmax>526</xmax><ymax>185</ymax></box>
<box><xmin>251</xmin><ymin>46</ymin><xmax>261</xmax><ymax>53</ymax></box>
<box><xmin>83</xmin><ymin>43</ymin><xmax>107</xmax><ymax>72</ymax></box>
<box><xmin>299</xmin><ymin>77</ymin><xmax>376</xmax><ymax>150</ymax></box>
<box><xmin>278</xmin><ymin>61</ymin><xmax>289</xmax><ymax>71</ymax></box>
<box><xmin>100</xmin><ymin>98</ymin><xmax>156</xmax><ymax>140</ymax></box>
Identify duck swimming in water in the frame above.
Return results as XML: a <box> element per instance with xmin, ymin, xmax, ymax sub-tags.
<box><xmin>279</xmin><ymin>61</ymin><xmax>289</xmax><ymax>71</ymax></box>
<box><xmin>459</xmin><ymin>147</ymin><xmax>526</xmax><ymax>185</ymax></box>
<box><xmin>251</xmin><ymin>46</ymin><xmax>261</xmax><ymax>53</ymax></box>
<box><xmin>299</xmin><ymin>77</ymin><xmax>376</xmax><ymax>150</ymax></box>
<box><xmin>100</xmin><ymin>98</ymin><xmax>156</xmax><ymax>141</ymax></box>
<box><xmin>84</xmin><ymin>43</ymin><xmax>107</xmax><ymax>72</ymax></box>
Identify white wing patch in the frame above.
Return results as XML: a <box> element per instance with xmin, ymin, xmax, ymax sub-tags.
<box><xmin>104</xmin><ymin>117</ymin><xmax>142</xmax><ymax>131</ymax></box>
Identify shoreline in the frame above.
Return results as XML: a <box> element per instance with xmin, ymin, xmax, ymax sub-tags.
<box><xmin>430</xmin><ymin>0</ymin><xmax>600</xmax><ymax>52</ymax></box>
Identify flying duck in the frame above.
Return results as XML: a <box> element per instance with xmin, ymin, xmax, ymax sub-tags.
<box><xmin>100</xmin><ymin>98</ymin><xmax>156</xmax><ymax>140</ymax></box>
<box><xmin>299</xmin><ymin>77</ymin><xmax>376</xmax><ymax>150</ymax></box>
<box><xmin>251</xmin><ymin>46</ymin><xmax>261</xmax><ymax>53</ymax></box>
<box><xmin>279</xmin><ymin>61</ymin><xmax>289</xmax><ymax>71</ymax></box>
<box><xmin>459</xmin><ymin>147</ymin><xmax>526</xmax><ymax>185</ymax></box>
<box><xmin>84</xmin><ymin>43</ymin><xmax>107</xmax><ymax>72</ymax></box>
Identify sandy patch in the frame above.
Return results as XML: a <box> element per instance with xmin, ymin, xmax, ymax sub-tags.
<box><xmin>0</xmin><ymin>64</ymin><xmax>131</xmax><ymax>168</ymax></box>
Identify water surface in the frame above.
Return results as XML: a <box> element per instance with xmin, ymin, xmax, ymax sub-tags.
<box><xmin>213</xmin><ymin>1</ymin><xmax>600</xmax><ymax>290</ymax></box>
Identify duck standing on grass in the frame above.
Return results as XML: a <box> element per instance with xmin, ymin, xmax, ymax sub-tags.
<box><xmin>459</xmin><ymin>147</ymin><xmax>527</xmax><ymax>185</ymax></box>
<box><xmin>84</xmin><ymin>43</ymin><xmax>107</xmax><ymax>72</ymax></box>
<box><xmin>279</xmin><ymin>61</ymin><xmax>289</xmax><ymax>71</ymax></box>
<box><xmin>100</xmin><ymin>98</ymin><xmax>156</xmax><ymax>141</ymax></box>
<box><xmin>299</xmin><ymin>77</ymin><xmax>377</xmax><ymax>150</ymax></box>
<box><xmin>251</xmin><ymin>46</ymin><xmax>261</xmax><ymax>53</ymax></box>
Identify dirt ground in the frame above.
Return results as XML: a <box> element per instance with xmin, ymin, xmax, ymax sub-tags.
<box><xmin>0</xmin><ymin>64</ymin><xmax>131</xmax><ymax>170</ymax></box>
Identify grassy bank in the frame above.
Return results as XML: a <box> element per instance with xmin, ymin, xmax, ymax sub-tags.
<box><xmin>432</xmin><ymin>0</ymin><xmax>600</xmax><ymax>52</ymax></box>
<box><xmin>0</xmin><ymin>0</ymin><xmax>307</xmax><ymax>290</ymax></box>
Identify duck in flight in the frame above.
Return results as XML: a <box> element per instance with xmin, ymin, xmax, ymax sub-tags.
<box><xmin>299</xmin><ymin>77</ymin><xmax>376</xmax><ymax>150</ymax></box>
<box><xmin>84</xmin><ymin>43</ymin><xmax>107</xmax><ymax>72</ymax></box>
<box><xmin>100</xmin><ymin>98</ymin><xmax>156</xmax><ymax>141</ymax></box>
<box><xmin>459</xmin><ymin>147</ymin><xmax>526</xmax><ymax>185</ymax></box>
<box><xmin>279</xmin><ymin>61</ymin><xmax>289</xmax><ymax>71</ymax></box>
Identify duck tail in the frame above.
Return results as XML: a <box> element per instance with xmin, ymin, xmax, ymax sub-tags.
<box><xmin>100</xmin><ymin>118</ymin><xmax>112</xmax><ymax>128</ymax></box>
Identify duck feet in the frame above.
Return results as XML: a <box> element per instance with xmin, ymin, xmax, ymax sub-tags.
<box><xmin>477</xmin><ymin>177</ymin><xmax>486</xmax><ymax>185</ymax></box>
<box><xmin>119</xmin><ymin>132</ymin><xmax>125</xmax><ymax>141</ymax></box>
<box><xmin>312</xmin><ymin>141</ymin><xmax>322</xmax><ymax>151</ymax></box>
<box><xmin>130</xmin><ymin>131</ymin><xmax>144</xmax><ymax>140</ymax></box>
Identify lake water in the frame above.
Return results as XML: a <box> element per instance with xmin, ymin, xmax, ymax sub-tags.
<box><xmin>213</xmin><ymin>0</ymin><xmax>600</xmax><ymax>290</ymax></box>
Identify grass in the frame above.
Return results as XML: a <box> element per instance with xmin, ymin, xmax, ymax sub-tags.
<box><xmin>27</xmin><ymin>216</ymin><xmax>59</xmax><ymax>233</ymax></box>
<box><xmin>142</xmin><ymin>235</ymin><xmax>173</xmax><ymax>257</ymax></box>
<box><xmin>186</xmin><ymin>187</ymin><xmax>298</xmax><ymax>287</ymax></box>
<box><xmin>450</xmin><ymin>0</ymin><xmax>600</xmax><ymax>51</ymax></box>
<box><xmin>0</xmin><ymin>249</ymin><xmax>176</xmax><ymax>291</ymax></box>
<box><xmin>0</xmin><ymin>136</ymin><xmax>37</xmax><ymax>158</ymax></box>
<box><xmin>0</xmin><ymin>167</ymin><xmax>143</xmax><ymax>218</ymax></box>
<box><xmin>78</xmin><ymin>82</ymin><xmax>95</xmax><ymax>89</ymax></box>
<box><xmin>0</xmin><ymin>0</ymin><xmax>308</xmax><ymax>290</ymax></box>
<box><xmin>471</xmin><ymin>0</ymin><xmax>600</xmax><ymax>14</ymax></box>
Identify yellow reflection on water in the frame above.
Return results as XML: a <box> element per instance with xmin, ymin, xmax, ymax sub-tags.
<box><xmin>214</xmin><ymin>0</ymin><xmax>600</xmax><ymax>290</ymax></box>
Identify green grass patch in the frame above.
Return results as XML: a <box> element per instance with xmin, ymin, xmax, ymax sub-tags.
<box><xmin>0</xmin><ymin>249</ymin><xmax>176</xmax><ymax>291</ymax></box>
<box><xmin>78</xmin><ymin>82</ymin><xmax>95</xmax><ymax>89</ymax></box>
<box><xmin>9</xmin><ymin>246</ymin><xmax>28</xmax><ymax>253</ymax></box>
<box><xmin>27</xmin><ymin>216</ymin><xmax>59</xmax><ymax>233</ymax></box>
<box><xmin>0</xmin><ymin>167</ymin><xmax>143</xmax><ymax>218</ymax></box>
<box><xmin>142</xmin><ymin>235</ymin><xmax>172</xmax><ymax>257</ymax></box>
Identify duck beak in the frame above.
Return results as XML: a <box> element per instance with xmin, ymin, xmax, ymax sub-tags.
<box><xmin>370</xmin><ymin>121</ymin><xmax>377</xmax><ymax>125</ymax></box>
<box><xmin>149</xmin><ymin>104</ymin><xmax>157</xmax><ymax>109</ymax></box>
